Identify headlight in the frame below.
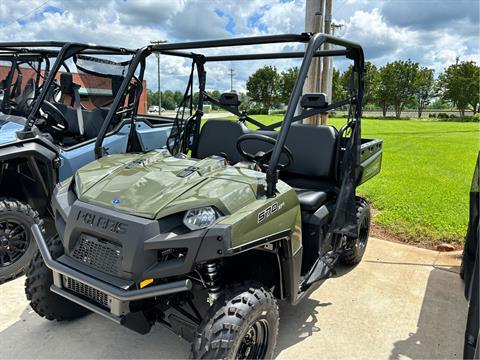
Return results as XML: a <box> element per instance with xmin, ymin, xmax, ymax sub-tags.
<box><xmin>183</xmin><ymin>207</ymin><xmax>218</xmax><ymax>230</ymax></box>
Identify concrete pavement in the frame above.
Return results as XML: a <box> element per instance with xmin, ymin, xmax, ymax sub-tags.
<box><xmin>0</xmin><ymin>238</ymin><xmax>467</xmax><ymax>359</ymax></box>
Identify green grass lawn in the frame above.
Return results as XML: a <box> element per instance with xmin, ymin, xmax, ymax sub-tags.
<box><xmin>221</xmin><ymin>114</ymin><xmax>479</xmax><ymax>244</ymax></box>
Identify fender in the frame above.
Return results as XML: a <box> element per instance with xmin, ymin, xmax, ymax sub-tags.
<box><xmin>0</xmin><ymin>141</ymin><xmax>57</xmax><ymax>215</ymax></box>
<box><xmin>0</xmin><ymin>140</ymin><xmax>57</xmax><ymax>163</ymax></box>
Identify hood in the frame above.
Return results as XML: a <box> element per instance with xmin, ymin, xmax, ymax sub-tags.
<box><xmin>75</xmin><ymin>150</ymin><xmax>266</xmax><ymax>219</ymax></box>
<box><xmin>0</xmin><ymin>115</ymin><xmax>25</xmax><ymax>145</ymax></box>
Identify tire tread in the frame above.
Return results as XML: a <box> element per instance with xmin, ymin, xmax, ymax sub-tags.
<box><xmin>192</xmin><ymin>283</ymin><xmax>279</xmax><ymax>359</ymax></box>
<box><xmin>25</xmin><ymin>235</ymin><xmax>89</xmax><ymax>321</ymax></box>
<box><xmin>0</xmin><ymin>197</ymin><xmax>44</xmax><ymax>284</ymax></box>
<box><xmin>341</xmin><ymin>197</ymin><xmax>371</xmax><ymax>265</ymax></box>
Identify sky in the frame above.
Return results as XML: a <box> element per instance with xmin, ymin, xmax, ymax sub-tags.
<box><xmin>0</xmin><ymin>0</ymin><xmax>478</xmax><ymax>93</ymax></box>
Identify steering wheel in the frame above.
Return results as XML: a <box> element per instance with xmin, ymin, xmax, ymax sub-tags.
<box><xmin>236</xmin><ymin>133</ymin><xmax>293</xmax><ymax>170</ymax></box>
<box><xmin>40</xmin><ymin>100</ymin><xmax>69</xmax><ymax>136</ymax></box>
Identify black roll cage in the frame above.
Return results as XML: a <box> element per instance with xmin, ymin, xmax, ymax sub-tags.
<box><xmin>0</xmin><ymin>41</ymin><xmax>137</xmax><ymax>135</ymax></box>
<box><xmin>93</xmin><ymin>33</ymin><xmax>364</xmax><ymax>198</ymax></box>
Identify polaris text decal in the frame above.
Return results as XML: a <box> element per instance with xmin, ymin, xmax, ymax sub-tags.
<box><xmin>76</xmin><ymin>210</ymin><xmax>128</xmax><ymax>234</ymax></box>
<box><xmin>257</xmin><ymin>202</ymin><xmax>284</xmax><ymax>223</ymax></box>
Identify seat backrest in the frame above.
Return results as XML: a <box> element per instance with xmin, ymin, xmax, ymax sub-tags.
<box><xmin>55</xmin><ymin>103</ymin><xmax>105</xmax><ymax>139</ymax></box>
<box><xmin>55</xmin><ymin>103</ymin><xmax>80</xmax><ymax>134</ymax></box>
<box><xmin>196</xmin><ymin>119</ymin><xmax>249</xmax><ymax>163</ymax></box>
<box><xmin>12</xmin><ymin>78</ymin><xmax>35</xmax><ymax>116</ymax></box>
<box><xmin>82</xmin><ymin>108</ymin><xmax>106</xmax><ymax>139</ymax></box>
<box><xmin>284</xmin><ymin>124</ymin><xmax>337</xmax><ymax>179</ymax></box>
<box><xmin>196</xmin><ymin>120</ymin><xmax>337</xmax><ymax>180</ymax></box>
<box><xmin>60</xmin><ymin>73</ymin><xmax>74</xmax><ymax>95</ymax></box>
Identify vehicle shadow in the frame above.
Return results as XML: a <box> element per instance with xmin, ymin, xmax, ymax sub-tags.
<box><xmin>0</xmin><ymin>266</ymin><xmax>349</xmax><ymax>359</ymax></box>
<box><xmin>0</xmin><ymin>262</ymin><xmax>466</xmax><ymax>359</ymax></box>
<box><xmin>0</xmin><ymin>287</ymin><xmax>333</xmax><ymax>359</ymax></box>
<box><xmin>389</xmin><ymin>265</ymin><xmax>467</xmax><ymax>359</ymax></box>
<box><xmin>0</xmin><ymin>306</ymin><xmax>190</xmax><ymax>359</ymax></box>
<box><xmin>272</xmin><ymin>264</ymin><xmax>355</xmax><ymax>356</ymax></box>
<box><xmin>275</xmin><ymin>296</ymin><xmax>332</xmax><ymax>357</ymax></box>
<box><xmin>333</xmin><ymin>263</ymin><xmax>359</xmax><ymax>278</ymax></box>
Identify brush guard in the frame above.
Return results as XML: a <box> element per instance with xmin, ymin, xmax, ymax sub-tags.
<box><xmin>30</xmin><ymin>224</ymin><xmax>192</xmax><ymax>333</ymax></box>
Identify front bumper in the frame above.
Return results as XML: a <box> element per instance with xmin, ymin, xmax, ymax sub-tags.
<box><xmin>31</xmin><ymin>224</ymin><xmax>192</xmax><ymax>329</ymax></box>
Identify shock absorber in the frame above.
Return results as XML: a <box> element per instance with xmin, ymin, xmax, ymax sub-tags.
<box><xmin>204</xmin><ymin>262</ymin><xmax>222</xmax><ymax>305</ymax></box>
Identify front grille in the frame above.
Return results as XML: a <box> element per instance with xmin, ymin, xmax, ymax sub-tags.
<box><xmin>62</xmin><ymin>275</ymin><xmax>109</xmax><ymax>308</ymax></box>
<box><xmin>71</xmin><ymin>235</ymin><xmax>122</xmax><ymax>275</ymax></box>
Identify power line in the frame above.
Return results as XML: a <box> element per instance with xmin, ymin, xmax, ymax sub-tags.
<box><xmin>151</xmin><ymin>40</ymin><xmax>167</xmax><ymax>115</ymax></box>
<box><xmin>2</xmin><ymin>0</ymin><xmax>51</xmax><ymax>28</ymax></box>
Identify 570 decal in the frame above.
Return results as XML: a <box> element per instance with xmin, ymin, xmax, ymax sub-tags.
<box><xmin>257</xmin><ymin>202</ymin><xmax>285</xmax><ymax>223</ymax></box>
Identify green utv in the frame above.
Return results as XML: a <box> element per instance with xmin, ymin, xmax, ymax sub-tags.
<box><xmin>26</xmin><ymin>33</ymin><xmax>382</xmax><ymax>358</ymax></box>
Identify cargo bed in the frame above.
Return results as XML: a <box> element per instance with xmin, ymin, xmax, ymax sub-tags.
<box><xmin>358</xmin><ymin>138</ymin><xmax>383</xmax><ymax>185</ymax></box>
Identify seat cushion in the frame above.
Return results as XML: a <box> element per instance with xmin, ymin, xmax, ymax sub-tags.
<box><xmin>285</xmin><ymin>174</ymin><xmax>337</xmax><ymax>212</ymax></box>
<box><xmin>281</xmin><ymin>172</ymin><xmax>337</xmax><ymax>192</ymax></box>
<box><xmin>295</xmin><ymin>188</ymin><xmax>329</xmax><ymax>212</ymax></box>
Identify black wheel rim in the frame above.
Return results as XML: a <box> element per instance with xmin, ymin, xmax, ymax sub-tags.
<box><xmin>358</xmin><ymin>216</ymin><xmax>369</xmax><ymax>250</ymax></box>
<box><xmin>237</xmin><ymin>318</ymin><xmax>270</xmax><ymax>359</ymax></box>
<box><xmin>0</xmin><ymin>219</ymin><xmax>29</xmax><ymax>267</ymax></box>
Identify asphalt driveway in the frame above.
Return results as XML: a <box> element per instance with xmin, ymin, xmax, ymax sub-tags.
<box><xmin>0</xmin><ymin>238</ymin><xmax>467</xmax><ymax>359</ymax></box>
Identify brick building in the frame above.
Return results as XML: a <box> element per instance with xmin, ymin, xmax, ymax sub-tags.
<box><xmin>0</xmin><ymin>65</ymin><xmax>147</xmax><ymax>113</ymax></box>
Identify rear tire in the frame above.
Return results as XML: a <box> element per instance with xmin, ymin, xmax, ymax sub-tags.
<box><xmin>25</xmin><ymin>235</ymin><xmax>90</xmax><ymax>321</ymax></box>
<box><xmin>341</xmin><ymin>197</ymin><xmax>371</xmax><ymax>266</ymax></box>
<box><xmin>192</xmin><ymin>283</ymin><xmax>279</xmax><ymax>359</ymax></box>
<box><xmin>0</xmin><ymin>198</ymin><xmax>43</xmax><ymax>283</ymax></box>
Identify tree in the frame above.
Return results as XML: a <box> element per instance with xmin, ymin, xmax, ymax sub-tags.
<box><xmin>413</xmin><ymin>67</ymin><xmax>435</xmax><ymax>117</ymax></box>
<box><xmin>426</xmin><ymin>98</ymin><xmax>449</xmax><ymax>110</ymax></box>
<box><xmin>238</xmin><ymin>92</ymin><xmax>251</xmax><ymax>112</ymax></box>
<box><xmin>340</xmin><ymin>62</ymin><xmax>380</xmax><ymax>107</ymax></box>
<box><xmin>378</xmin><ymin>60</ymin><xmax>419</xmax><ymax>118</ymax></box>
<box><xmin>279</xmin><ymin>67</ymin><xmax>299</xmax><ymax>104</ymax></box>
<box><xmin>438</xmin><ymin>61</ymin><xmax>480</xmax><ymax>116</ymax></box>
<box><xmin>207</xmin><ymin>90</ymin><xmax>222</xmax><ymax>110</ymax></box>
<box><xmin>332</xmin><ymin>67</ymin><xmax>347</xmax><ymax>103</ymax></box>
<box><xmin>246</xmin><ymin>66</ymin><xmax>280</xmax><ymax>110</ymax></box>
<box><xmin>376</xmin><ymin>67</ymin><xmax>390</xmax><ymax>117</ymax></box>
<box><xmin>364</xmin><ymin>62</ymin><xmax>381</xmax><ymax>107</ymax></box>
<box><xmin>147</xmin><ymin>89</ymin><xmax>158</xmax><ymax>106</ymax></box>
<box><xmin>161</xmin><ymin>90</ymin><xmax>176</xmax><ymax>110</ymax></box>
<box><xmin>173</xmin><ymin>90</ymin><xmax>183</xmax><ymax>107</ymax></box>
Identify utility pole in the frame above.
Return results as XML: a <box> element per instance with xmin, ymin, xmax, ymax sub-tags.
<box><xmin>324</xmin><ymin>22</ymin><xmax>344</xmax><ymax>117</ymax></box>
<box><xmin>304</xmin><ymin>0</ymin><xmax>325</xmax><ymax>124</ymax></box>
<box><xmin>229</xmin><ymin>68</ymin><xmax>234</xmax><ymax>92</ymax></box>
<box><xmin>150</xmin><ymin>40</ymin><xmax>167</xmax><ymax>115</ymax></box>
<box><xmin>320</xmin><ymin>0</ymin><xmax>332</xmax><ymax>125</ymax></box>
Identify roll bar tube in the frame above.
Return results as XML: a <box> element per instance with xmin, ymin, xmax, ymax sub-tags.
<box><xmin>21</xmin><ymin>43</ymin><xmax>89</xmax><ymax>133</ymax></box>
<box><xmin>93</xmin><ymin>33</ymin><xmax>365</xmax><ymax>172</ymax></box>
<box><xmin>265</xmin><ymin>34</ymin><xmax>364</xmax><ymax>197</ymax></box>
<box><xmin>94</xmin><ymin>46</ymin><xmax>151</xmax><ymax>159</ymax></box>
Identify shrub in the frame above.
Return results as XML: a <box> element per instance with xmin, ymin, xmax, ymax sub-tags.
<box><xmin>248</xmin><ymin>108</ymin><xmax>269</xmax><ymax>115</ymax></box>
<box><xmin>435</xmin><ymin>114</ymin><xmax>479</xmax><ymax>122</ymax></box>
<box><xmin>437</xmin><ymin>112</ymin><xmax>449</xmax><ymax>119</ymax></box>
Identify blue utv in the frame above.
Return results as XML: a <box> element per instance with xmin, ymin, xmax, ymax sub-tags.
<box><xmin>0</xmin><ymin>42</ymin><xmax>172</xmax><ymax>282</ymax></box>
